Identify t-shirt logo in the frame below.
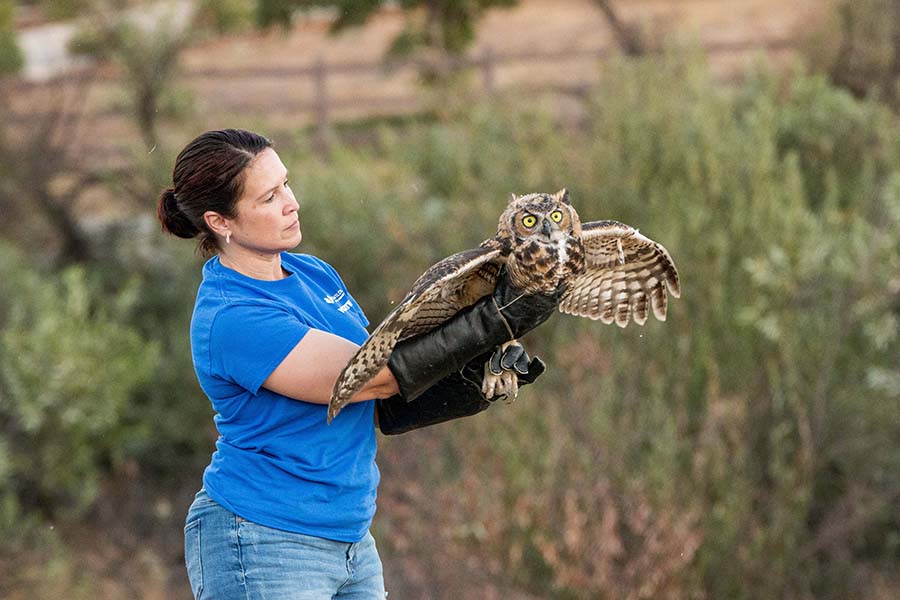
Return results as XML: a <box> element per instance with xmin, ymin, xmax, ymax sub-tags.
<box><xmin>324</xmin><ymin>289</ymin><xmax>353</xmax><ymax>313</ymax></box>
<box><xmin>323</xmin><ymin>290</ymin><xmax>345</xmax><ymax>304</ymax></box>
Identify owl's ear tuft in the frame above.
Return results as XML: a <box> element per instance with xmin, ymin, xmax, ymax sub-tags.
<box><xmin>553</xmin><ymin>188</ymin><xmax>570</xmax><ymax>204</ymax></box>
<box><xmin>509</xmin><ymin>193</ymin><xmax>517</xmax><ymax>204</ymax></box>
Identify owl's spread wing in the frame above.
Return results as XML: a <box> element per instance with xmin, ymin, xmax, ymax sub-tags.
<box><xmin>559</xmin><ymin>220</ymin><xmax>681</xmax><ymax>326</ymax></box>
<box><xmin>328</xmin><ymin>241</ymin><xmax>504</xmax><ymax>422</ymax></box>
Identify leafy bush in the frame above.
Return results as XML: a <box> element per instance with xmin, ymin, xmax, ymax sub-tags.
<box><xmin>0</xmin><ymin>245</ymin><xmax>160</xmax><ymax>539</ymax></box>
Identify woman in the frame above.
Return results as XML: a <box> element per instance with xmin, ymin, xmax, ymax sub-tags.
<box><xmin>158</xmin><ymin>129</ymin><xmax>558</xmax><ymax>599</ymax></box>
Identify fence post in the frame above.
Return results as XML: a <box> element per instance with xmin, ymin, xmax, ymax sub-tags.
<box><xmin>313</xmin><ymin>56</ymin><xmax>330</xmax><ymax>154</ymax></box>
<box><xmin>481</xmin><ymin>45</ymin><xmax>495</xmax><ymax>94</ymax></box>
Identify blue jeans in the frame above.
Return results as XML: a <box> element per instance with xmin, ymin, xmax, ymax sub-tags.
<box><xmin>184</xmin><ymin>489</ymin><xmax>386</xmax><ymax>599</ymax></box>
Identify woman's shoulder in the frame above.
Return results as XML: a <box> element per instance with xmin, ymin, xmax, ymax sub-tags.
<box><xmin>196</xmin><ymin>256</ymin><xmax>288</xmax><ymax>308</ymax></box>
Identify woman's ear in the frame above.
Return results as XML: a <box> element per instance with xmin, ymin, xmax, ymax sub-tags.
<box><xmin>203</xmin><ymin>211</ymin><xmax>231</xmax><ymax>238</ymax></box>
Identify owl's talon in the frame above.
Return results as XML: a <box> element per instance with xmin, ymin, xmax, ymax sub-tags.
<box><xmin>502</xmin><ymin>371</ymin><xmax>519</xmax><ymax>404</ymax></box>
<box><xmin>481</xmin><ymin>351</ymin><xmax>522</xmax><ymax>402</ymax></box>
<box><xmin>484</xmin><ymin>341</ymin><xmax>521</xmax><ymax>398</ymax></box>
<box><xmin>482</xmin><ymin>363</ymin><xmax>513</xmax><ymax>399</ymax></box>
<box><xmin>482</xmin><ymin>362</ymin><xmax>499</xmax><ymax>398</ymax></box>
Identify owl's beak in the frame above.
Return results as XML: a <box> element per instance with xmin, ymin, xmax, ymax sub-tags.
<box><xmin>541</xmin><ymin>219</ymin><xmax>552</xmax><ymax>238</ymax></box>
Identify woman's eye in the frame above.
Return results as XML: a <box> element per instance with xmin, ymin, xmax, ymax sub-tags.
<box><xmin>522</xmin><ymin>215</ymin><xmax>537</xmax><ymax>227</ymax></box>
<box><xmin>550</xmin><ymin>211</ymin><xmax>563</xmax><ymax>222</ymax></box>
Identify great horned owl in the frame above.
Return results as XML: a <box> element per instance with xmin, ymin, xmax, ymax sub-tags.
<box><xmin>328</xmin><ymin>189</ymin><xmax>681</xmax><ymax>422</ymax></box>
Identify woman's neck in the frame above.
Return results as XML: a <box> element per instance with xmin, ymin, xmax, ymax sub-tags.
<box><xmin>218</xmin><ymin>247</ymin><xmax>287</xmax><ymax>281</ymax></box>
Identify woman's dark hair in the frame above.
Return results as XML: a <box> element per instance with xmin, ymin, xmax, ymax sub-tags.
<box><xmin>157</xmin><ymin>129</ymin><xmax>273</xmax><ymax>256</ymax></box>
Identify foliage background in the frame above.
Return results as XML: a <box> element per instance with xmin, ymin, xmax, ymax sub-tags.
<box><xmin>1</xmin><ymin>1</ymin><xmax>899</xmax><ymax>598</ymax></box>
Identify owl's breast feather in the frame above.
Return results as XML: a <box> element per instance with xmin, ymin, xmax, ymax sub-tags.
<box><xmin>507</xmin><ymin>235</ymin><xmax>584</xmax><ymax>294</ymax></box>
<box><xmin>556</xmin><ymin>237</ymin><xmax>569</xmax><ymax>265</ymax></box>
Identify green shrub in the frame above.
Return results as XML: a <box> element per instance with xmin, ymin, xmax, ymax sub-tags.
<box><xmin>0</xmin><ymin>245</ymin><xmax>160</xmax><ymax>533</ymax></box>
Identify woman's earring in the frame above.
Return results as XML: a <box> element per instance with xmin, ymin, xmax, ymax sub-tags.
<box><xmin>225</xmin><ymin>232</ymin><xmax>231</xmax><ymax>245</ymax></box>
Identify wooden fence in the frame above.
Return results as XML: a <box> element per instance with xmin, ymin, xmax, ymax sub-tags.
<box><xmin>2</xmin><ymin>35</ymin><xmax>797</xmax><ymax>159</ymax></box>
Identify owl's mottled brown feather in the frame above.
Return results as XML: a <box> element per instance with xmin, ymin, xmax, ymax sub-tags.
<box><xmin>328</xmin><ymin>191</ymin><xmax>681</xmax><ymax>422</ymax></box>
<box><xmin>327</xmin><ymin>242</ymin><xmax>504</xmax><ymax>422</ymax></box>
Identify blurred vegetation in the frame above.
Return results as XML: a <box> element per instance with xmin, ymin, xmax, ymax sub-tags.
<box><xmin>805</xmin><ymin>0</ymin><xmax>900</xmax><ymax>109</ymax></box>
<box><xmin>0</xmin><ymin>243</ymin><xmax>161</xmax><ymax>593</ymax></box>
<box><xmin>68</xmin><ymin>3</ymin><xmax>193</xmax><ymax>150</ymax></box>
<box><xmin>0</xmin><ymin>244</ymin><xmax>160</xmax><ymax>518</ymax></box>
<box><xmin>256</xmin><ymin>0</ymin><xmax>518</xmax><ymax>55</ymax></box>
<box><xmin>0</xmin><ymin>80</ymin><xmax>101</xmax><ymax>265</ymax></box>
<box><xmin>194</xmin><ymin>0</ymin><xmax>255</xmax><ymax>34</ymax></box>
<box><xmin>39</xmin><ymin>0</ymin><xmax>83</xmax><ymax>20</ymax></box>
<box><xmin>2</xmin><ymin>5</ymin><xmax>900</xmax><ymax>596</ymax></box>
<box><xmin>0</xmin><ymin>0</ymin><xmax>23</xmax><ymax>75</ymax></box>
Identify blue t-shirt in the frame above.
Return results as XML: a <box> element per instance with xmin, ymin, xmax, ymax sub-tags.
<box><xmin>191</xmin><ymin>252</ymin><xmax>378</xmax><ymax>542</ymax></box>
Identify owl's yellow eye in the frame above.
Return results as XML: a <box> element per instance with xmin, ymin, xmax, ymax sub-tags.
<box><xmin>522</xmin><ymin>215</ymin><xmax>537</xmax><ymax>228</ymax></box>
<box><xmin>550</xmin><ymin>210</ymin><xmax>563</xmax><ymax>223</ymax></box>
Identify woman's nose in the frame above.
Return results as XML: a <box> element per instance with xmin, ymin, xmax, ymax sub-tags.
<box><xmin>285</xmin><ymin>194</ymin><xmax>299</xmax><ymax>213</ymax></box>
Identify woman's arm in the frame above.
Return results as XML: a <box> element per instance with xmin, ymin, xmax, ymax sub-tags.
<box><xmin>264</xmin><ymin>263</ymin><xmax>562</xmax><ymax>408</ymax></box>
<box><xmin>262</xmin><ymin>329</ymin><xmax>398</xmax><ymax>404</ymax></box>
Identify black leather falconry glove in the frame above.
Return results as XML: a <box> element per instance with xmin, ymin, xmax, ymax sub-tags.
<box><xmin>377</xmin><ymin>343</ymin><xmax>546</xmax><ymax>435</ymax></box>
<box><xmin>490</xmin><ymin>266</ymin><xmax>563</xmax><ymax>339</ymax></box>
<box><xmin>387</xmin><ymin>267</ymin><xmax>563</xmax><ymax>402</ymax></box>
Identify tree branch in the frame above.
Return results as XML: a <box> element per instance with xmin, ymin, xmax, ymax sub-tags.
<box><xmin>593</xmin><ymin>0</ymin><xmax>646</xmax><ymax>57</ymax></box>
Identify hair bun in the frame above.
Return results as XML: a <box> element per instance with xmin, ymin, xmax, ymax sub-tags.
<box><xmin>157</xmin><ymin>187</ymin><xmax>200</xmax><ymax>239</ymax></box>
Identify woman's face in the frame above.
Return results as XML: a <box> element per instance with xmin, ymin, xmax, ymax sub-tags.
<box><xmin>227</xmin><ymin>147</ymin><xmax>301</xmax><ymax>253</ymax></box>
